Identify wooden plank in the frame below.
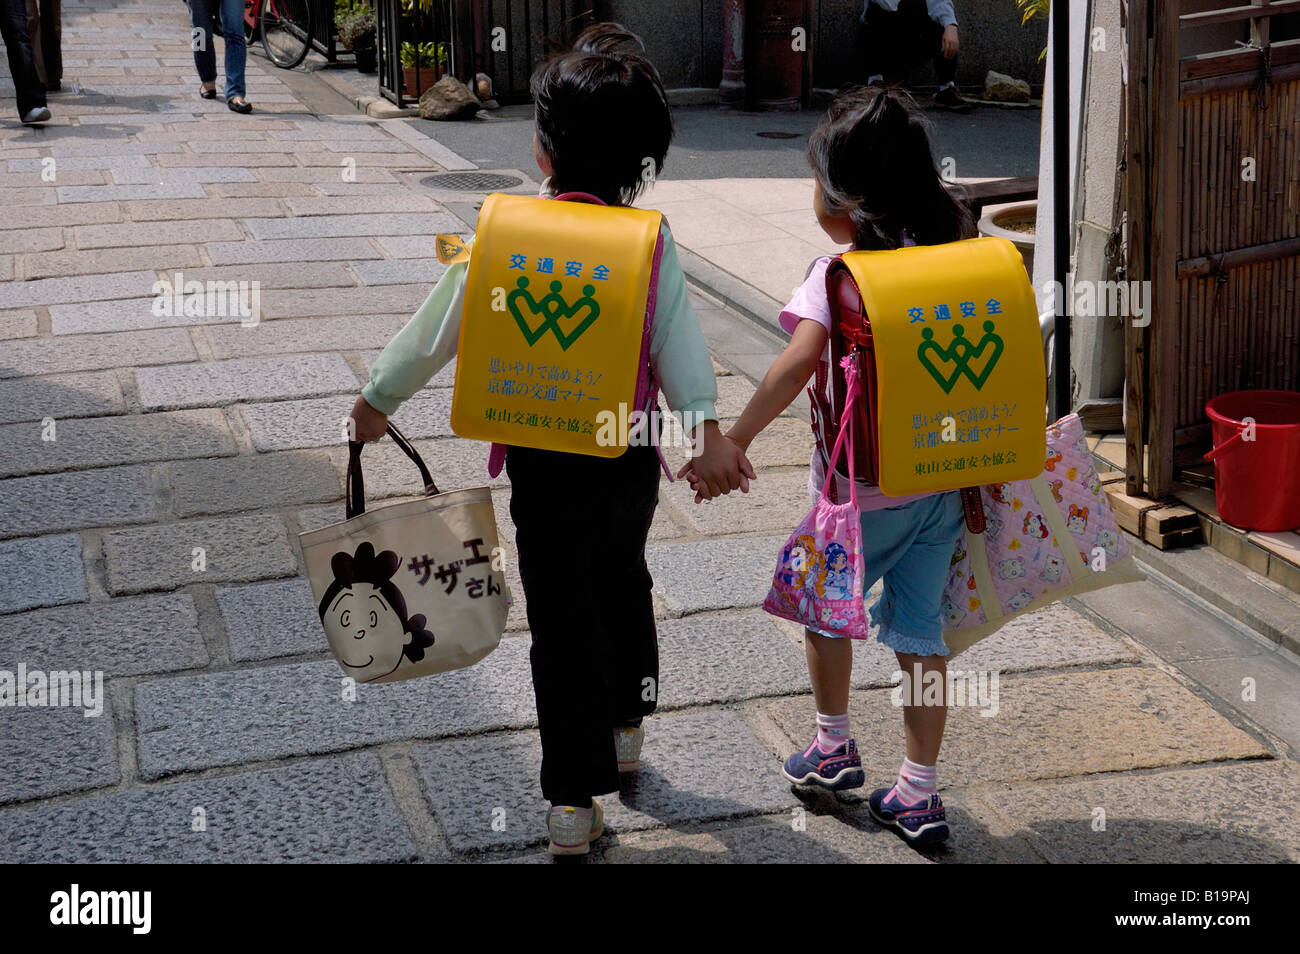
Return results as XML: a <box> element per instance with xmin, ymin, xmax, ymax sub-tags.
<box><xmin>1149</xmin><ymin>1</ymin><xmax>1181</xmax><ymax>498</ymax></box>
<box><xmin>1124</xmin><ymin>0</ymin><xmax>1150</xmax><ymax>497</ymax></box>
<box><xmin>1180</xmin><ymin>37</ymin><xmax>1300</xmax><ymax>80</ymax></box>
<box><xmin>1077</xmin><ymin>398</ymin><xmax>1125</xmax><ymax>432</ymax></box>
<box><xmin>1177</xmin><ymin>0</ymin><xmax>1299</xmax><ymax>28</ymax></box>
<box><xmin>1252</xmin><ymin>0</ymin><xmax>1272</xmax><ymax>51</ymax></box>
<box><xmin>1146</xmin><ymin>504</ymin><xmax>1201</xmax><ymax>533</ymax></box>
<box><xmin>946</xmin><ymin>176</ymin><xmax>1039</xmax><ymax>216</ymax></box>
<box><xmin>1096</xmin><ymin>469</ymin><xmax>1127</xmax><ymax>485</ymax></box>
<box><xmin>1144</xmin><ymin>525</ymin><xmax>1204</xmax><ymax>550</ymax></box>
<box><xmin>1105</xmin><ymin>485</ymin><xmax>1161</xmax><ymax>536</ymax></box>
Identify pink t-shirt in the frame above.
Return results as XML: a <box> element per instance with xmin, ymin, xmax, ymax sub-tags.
<box><xmin>779</xmin><ymin>256</ymin><xmax>931</xmax><ymax>511</ymax></box>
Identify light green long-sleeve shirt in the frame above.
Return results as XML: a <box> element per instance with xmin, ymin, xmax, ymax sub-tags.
<box><xmin>361</xmin><ymin>222</ymin><xmax>719</xmax><ymax>427</ymax></box>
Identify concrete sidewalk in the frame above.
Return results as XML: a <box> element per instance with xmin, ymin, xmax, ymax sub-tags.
<box><xmin>1</xmin><ymin>0</ymin><xmax>1298</xmax><ymax>865</ymax></box>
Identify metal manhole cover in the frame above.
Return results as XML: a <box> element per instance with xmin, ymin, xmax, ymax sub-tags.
<box><xmin>420</xmin><ymin>172</ymin><xmax>524</xmax><ymax>191</ymax></box>
<box><xmin>756</xmin><ymin>131</ymin><xmax>800</xmax><ymax>139</ymax></box>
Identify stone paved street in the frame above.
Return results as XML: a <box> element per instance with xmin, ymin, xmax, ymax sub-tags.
<box><xmin>1</xmin><ymin>0</ymin><xmax>1298</xmax><ymax>864</ymax></box>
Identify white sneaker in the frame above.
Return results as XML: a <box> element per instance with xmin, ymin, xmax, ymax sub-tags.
<box><xmin>614</xmin><ymin>725</ymin><xmax>645</xmax><ymax>772</ymax></box>
<box><xmin>21</xmin><ymin>106</ymin><xmax>51</xmax><ymax>124</ymax></box>
<box><xmin>547</xmin><ymin>799</ymin><xmax>604</xmax><ymax>856</ymax></box>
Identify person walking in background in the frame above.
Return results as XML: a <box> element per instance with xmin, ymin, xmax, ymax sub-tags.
<box><xmin>0</xmin><ymin>0</ymin><xmax>51</xmax><ymax>123</ymax></box>
<box><xmin>858</xmin><ymin>0</ymin><xmax>974</xmax><ymax>113</ymax></box>
<box><xmin>189</xmin><ymin>0</ymin><xmax>252</xmax><ymax>112</ymax></box>
<box><xmin>24</xmin><ymin>0</ymin><xmax>60</xmax><ymax>91</ymax></box>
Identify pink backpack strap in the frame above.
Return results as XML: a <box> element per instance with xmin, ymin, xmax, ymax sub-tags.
<box><xmin>640</xmin><ymin>231</ymin><xmax>673</xmax><ymax>480</ymax></box>
<box><xmin>487</xmin><ymin>442</ymin><xmax>507</xmax><ymax>478</ymax></box>
<box><xmin>551</xmin><ymin>191</ymin><xmax>607</xmax><ymax>205</ymax></box>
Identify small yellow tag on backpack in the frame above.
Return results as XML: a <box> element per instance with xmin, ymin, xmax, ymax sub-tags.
<box><xmin>450</xmin><ymin>193</ymin><xmax>662</xmax><ymax>456</ymax></box>
<box><xmin>840</xmin><ymin>236</ymin><xmax>1046</xmax><ymax>495</ymax></box>
<box><xmin>435</xmin><ymin>234</ymin><xmax>471</xmax><ymax>265</ymax></box>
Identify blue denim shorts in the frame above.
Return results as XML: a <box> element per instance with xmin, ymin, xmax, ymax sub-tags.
<box><xmin>810</xmin><ymin>490</ymin><xmax>965</xmax><ymax>657</ymax></box>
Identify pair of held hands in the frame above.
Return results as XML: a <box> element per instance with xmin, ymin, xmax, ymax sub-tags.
<box><xmin>348</xmin><ymin>395</ymin><xmax>755</xmax><ymax>505</ymax></box>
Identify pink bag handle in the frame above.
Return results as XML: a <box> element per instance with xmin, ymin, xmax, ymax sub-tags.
<box><xmin>551</xmin><ymin>191</ymin><xmax>607</xmax><ymax>205</ymax></box>
<box><xmin>821</xmin><ymin>354</ymin><xmax>861</xmax><ymax>510</ymax></box>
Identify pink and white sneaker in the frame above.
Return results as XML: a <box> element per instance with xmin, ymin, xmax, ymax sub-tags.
<box><xmin>614</xmin><ymin>726</ymin><xmax>645</xmax><ymax>772</ymax></box>
<box><xmin>547</xmin><ymin>800</ymin><xmax>604</xmax><ymax>856</ymax></box>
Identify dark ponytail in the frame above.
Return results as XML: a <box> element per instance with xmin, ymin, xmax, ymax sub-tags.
<box><xmin>807</xmin><ymin>86</ymin><xmax>974</xmax><ymax>250</ymax></box>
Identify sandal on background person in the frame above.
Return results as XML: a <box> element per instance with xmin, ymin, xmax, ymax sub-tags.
<box><xmin>189</xmin><ymin>0</ymin><xmax>249</xmax><ymax>116</ymax></box>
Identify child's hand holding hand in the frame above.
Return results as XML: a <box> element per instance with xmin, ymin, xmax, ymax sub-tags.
<box><xmin>349</xmin><ymin>394</ymin><xmax>388</xmax><ymax>442</ymax></box>
<box><xmin>676</xmin><ymin>420</ymin><xmax>755</xmax><ymax>504</ymax></box>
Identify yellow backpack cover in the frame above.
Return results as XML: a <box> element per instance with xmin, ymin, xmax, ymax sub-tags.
<box><xmin>450</xmin><ymin>192</ymin><xmax>663</xmax><ymax>457</ymax></box>
<box><xmin>830</xmin><ymin>236</ymin><xmax>1047</xmax><ymax>496</ymax></box>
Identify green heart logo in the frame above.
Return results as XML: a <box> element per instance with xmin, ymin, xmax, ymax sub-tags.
<box><xmin>506</xmin><ymin>278</ymin><xmax>601</xmax><ymax>352</ymax></box>
<box><xmin>917</xmin><ymin>322</ymin><xmax>1003</xmax><ymax>393</ymax></box>
<box><xmin>506</xmin><ymin>277</ymin><xmax>550</xmax><ymax>345</ymax></box>
<box><xmin>961</xmin><ymin>320</ymin><xmax>1004</xmax><ymax>389</ymax></box>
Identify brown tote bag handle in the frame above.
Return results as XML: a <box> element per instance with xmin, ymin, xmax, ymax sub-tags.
<box><xmin>346</xmin><ymin>423</ymin><xmax>440</xmax><ymax>520</ymax></box>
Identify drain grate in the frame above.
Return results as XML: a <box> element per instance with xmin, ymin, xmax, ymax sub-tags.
<box><xmin>420</xmin><ymin>172</ymin><xmax>524</xmax><ymax>192</ymax></box>
<box><xmin>756</xmin><ymin>131</ymin><xmax>800</xmax><ymax>139</ymax></box>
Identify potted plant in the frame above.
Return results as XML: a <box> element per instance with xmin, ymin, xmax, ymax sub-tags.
<box><xmin>336</xmin><ymin>1</ymin><xmax>377</xmax><ymax>73</ymax></box>
<box><xmin>977</xmin><ymin>203</ymin><xmax>1037</xmax><ymax>276</ymax></box>
<box><xmin>400</xmin><ymin>40</ymin><xmax>447</xmax><ymax>94</ymax></box>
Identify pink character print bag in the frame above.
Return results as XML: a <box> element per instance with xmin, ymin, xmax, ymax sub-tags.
<box><xmin>763</xmin><ymin>357</ymin><xmax>871</xmax><ymax>638</ymax></box>
<box><xmin>940</xmin><ymin>413</ymin><xmax>1145</xmax><ymax>655</ymax></box>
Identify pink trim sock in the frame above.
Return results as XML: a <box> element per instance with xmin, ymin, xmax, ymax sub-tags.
<box><xmin>888</xmin><ymin>758</ymin><xmax>937</xmax><ymax>806</ymax></box>
<box><xmin>815</xmin><ymin>712</ymin><xmax>850</xmax><ymax>752</ymax></box>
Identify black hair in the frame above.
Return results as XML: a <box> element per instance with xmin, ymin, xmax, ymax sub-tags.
<box><xmin>317</xmin><ymin>542</ymin><xmax>435</xmax><ymax>665</ymax></box>
<box><xmin>531</xmin><ymin>22</ymin><xmax>673</xmax><ymax>206</ymax></box>
<box><xmin>807</xmin><ymin>85</ymin><xmax>974</xmax><ymax>250</ymax></box>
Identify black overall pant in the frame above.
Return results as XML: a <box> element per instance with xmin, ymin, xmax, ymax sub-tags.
<box><xmin>506</xmin><ymin>441</ymin><xmax>661</xmax><ymax>807</ymax></box>
<box><xmin>858</xmin><ymin>0</ymin><xmax>957</xmax><ymax>87</ymax></box>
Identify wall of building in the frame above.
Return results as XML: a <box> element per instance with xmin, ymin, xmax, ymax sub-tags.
<box><xmin>600</xmin><ymin>1</ymin><xmax>1048</xmax><ymax>94</ymax></box>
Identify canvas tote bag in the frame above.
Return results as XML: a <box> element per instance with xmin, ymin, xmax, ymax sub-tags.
<box><xmin>299</xmin><ymin>424</ymin><xmax>509</xmax><ymax>684</ymax></box>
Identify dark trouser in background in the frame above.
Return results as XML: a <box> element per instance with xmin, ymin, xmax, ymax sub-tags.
<box><xmin>858</xmin><ymin>0</ymin><xmax>957</xmax><ymax>87</ymax></box>
<box><xmin>507</xmin><ymin>441</ymin><xmax>661</xmax><ymax>807</ymax></box>
<box><xmin>189</xmin><ymin>0</ymin><xmax>247</xmax><ymax>101</ymax></box>
<box><xmin>0</xmin><ymin>0</ymin><xmax>46</xmax><ymax>116</ymax></box>
<box><xmin>24</xmin><ymin>0</ymin><xmax>60</xmax><ymax>87</ymax></box>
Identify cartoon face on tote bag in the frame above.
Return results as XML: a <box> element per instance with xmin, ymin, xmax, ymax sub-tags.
<box><xmin>316</xmin><ymin>542</ymin><xmax>435</xmax><ymax>683</ymax></box>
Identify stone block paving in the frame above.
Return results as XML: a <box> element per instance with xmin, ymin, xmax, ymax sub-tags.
<box><xmin>0</xmin><ymin>0</ymin><xmax>1296</xmax><ymax>865</ymax></box>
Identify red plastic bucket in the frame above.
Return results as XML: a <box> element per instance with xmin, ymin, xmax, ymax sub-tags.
<box><xmin>1204</xmin><ymin>390</ymin><xmax>1300</xmax><ymax>531</ymax></box>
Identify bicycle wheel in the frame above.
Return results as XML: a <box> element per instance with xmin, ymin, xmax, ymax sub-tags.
<box><xmin>259</xmin><ymin>0</ymin><xmax>313</xmax><ymax>69</ymax></box>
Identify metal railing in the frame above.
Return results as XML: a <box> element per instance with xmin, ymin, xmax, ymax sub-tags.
<box><xmin>308</xmin><ymin>0</ymin><xmax>341</xmax><ymax>60</ymax></box>
<box><xmin>377</xmin><ymin>0</ymin><xmax>453</xmax><ymax>106</ymax></box>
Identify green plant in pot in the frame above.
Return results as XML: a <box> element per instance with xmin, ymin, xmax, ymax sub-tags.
<box><xmin>336</xmin><ymin>1</ymin><xmax>377</xmax><ymax>72</ymax></box>
<box><xmin>1014</xmin><ymin>0</ymin><xmax>1049</xmax><ymax>62</ymax></box>
<box><xmin>399</xmin><ymin>40</ymin><xmax>447</xmax><ymax>95</ymax></box>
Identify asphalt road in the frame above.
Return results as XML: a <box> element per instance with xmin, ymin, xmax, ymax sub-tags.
<box><xmin>408</xmin><ymin>100</ymin><xmax>1042</xmax><ymax>181</ymax></box>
